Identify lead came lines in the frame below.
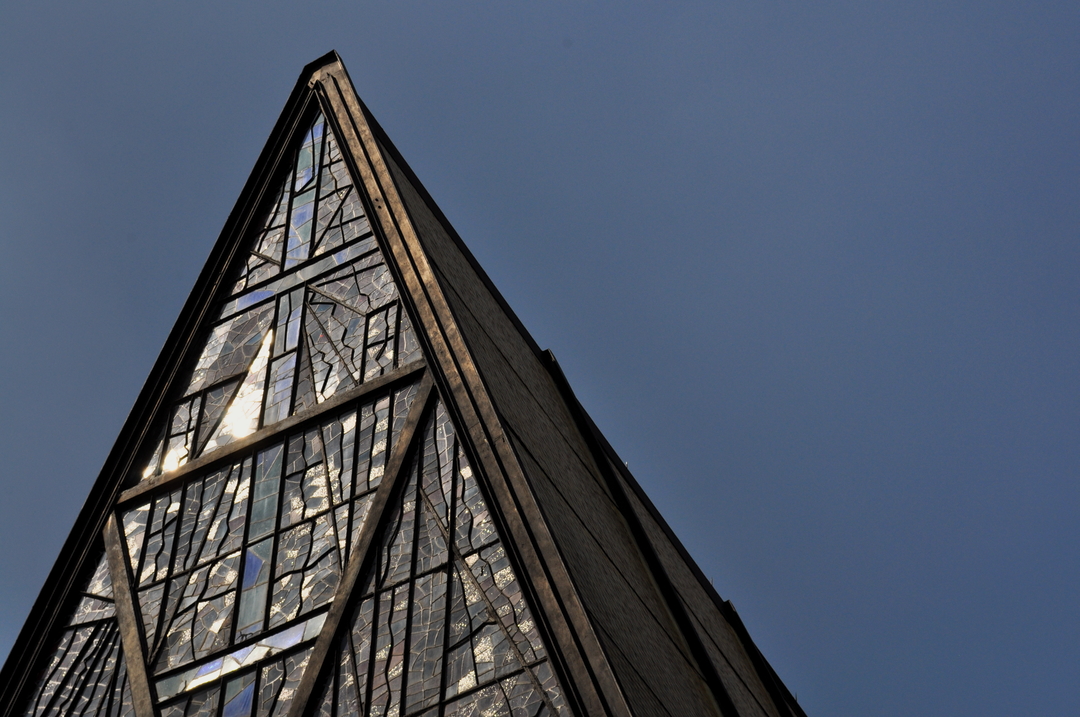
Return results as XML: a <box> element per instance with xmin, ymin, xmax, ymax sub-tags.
<box><xmin>19</xmin><ymin>99</ymin><xmax>574</xmax><ymax>717</ymax></box>
<box><xmin>319</xmin><ymin>399</ymin><xmax>563</xmax><ymax>717</ymax></box>
<box><xmin>113</xmin><ymin>384</ymin><xmax>420</xmax><ymax>716</ymax></box>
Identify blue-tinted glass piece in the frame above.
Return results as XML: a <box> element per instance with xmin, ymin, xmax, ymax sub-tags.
<box><xmin>222</xmin><ymin>673</ymin><xmax>256</xmax><ymax>717</ymax></box>
<box><xmin>261</xmin><ymin>623</ymin><xmax>305</xmax><ymax>650</ymax></box>
<box><xmin>195</xmin><ymin>659</ymin><xmax>224</xmax><ymax>678</ymax></box>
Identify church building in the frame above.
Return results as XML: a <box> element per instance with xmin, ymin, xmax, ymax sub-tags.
<box><xmin>0</xmin><ymin>53</ymin><xmax>806</xmax><ymax>717</ymax></box>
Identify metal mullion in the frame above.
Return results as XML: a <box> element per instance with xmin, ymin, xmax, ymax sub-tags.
<box><xmin>103</xmin><ymin>515</ymin><xmax>157</xmax><ymax>717</ymax></box>
<box><xmin>362</xmin><ymin>583</ymin><xmax>380</xmax><ymax>717</ymax></box>
<box><xmin>193</xmin><ymin>382</ymin><xmax>231</xmax><ymax>458</ymax></box>
<box><xmin>103</xmin><ymin>640</ymin><xmax>123</xmax><ymax>717</ymax></box>
<box><xmin>435</xmin><ymin>439</ymin><xmax>460</xmax><ymax>717</ymax></box>
<box><xmin>358</xmin><ymin>311</ymin><xmax>373</xmax><ymax>384</ymax></box>
<box><xmin>223</xmin><ymin>233</ymin><xmax>378</xmax><ymax>301</ymax></box>
<box><xmin>262</xmin><ymin>438</ymin><xmax>292</xmax><ymax>642</ymax></box>
<box><xmin>305</xmin><ymin>298</ymin><xmax>359</xmax><ymax>381</ymax></box>
<box><xmin>216</xmin><ymin>287</ymin><xmax>280</xmax><ymax>324</ymax></box>
<box><xmin>76</xmin><ymin>624</ymin><xmax>120</xmax><ymax>716</ymax></box>
<box><xmin>149</xmin><ymin>606</ymin><xmax>330</xmax><ymax>689</ymax></box>
<box><xmin>256</xmin><ymin>288</ymin><xmax>287</xmax><ymax>435</ymax></box>
<box><xmin>305</xmin><ymin>283</ymin><xmax>370</xmax><ymax>320</ymax></box>
<box><xmin>26</xmin><ymin>631</ymin><xmax>70</xmax><ymax>716</ymax></box>
<box><xmin>374</xmin><ymin>559</ymin><xmax>451</xmax><ymax>600</ymax></box>
<box><xmin>185</xmin><ymin>396</ymin><xmax>203</xmax><ymax>469</ymax></box>
<box><xmin>211</xmin><ymin>670</ymin><xmax>227</xmax><ymax>717</ymax></box>
<box><xmin>341</xmin><ymin>392</ymin><xmax>373</xmax><ymax>578</ymax></box>
<box><xmin>279</xmin><ymin>140</ymin><xmax>299</xmax><ymax>270</ymax></box>
<box><xmin>143</xmin><ymin>576</ymin><xmax>171</xmax><ymax>664</ymax></box>
<box><xmin>396</xmin><ymin>424</ymin><xmax>426</xmax><ymax>717</ymax></box>
<box><xmin>347</xmin><ymin>388</ymin><xmax>386</xmax><ymax>587</ymax></box>
<box><xmin>189</xmin><ymin>462</ymin><xmax>241</xmax><ymax>589</ymax></box>
<box><xmin>284</xmin><ymin>372</ymin><xmax>434</xmax><ymax>717</ymax></box>
<box><xmin>76</xmin><ymin>623</ymin><xmax>120</xmax><ymax>716</ymax></box>
<box><xmin>147</xmin><ymin>480</ymin><xmax>188</xmax><ymax>668</ymax></box>
<box><xmin>120</xmin><ymin>361</ymin><xmax>426</xmax><ymax>505</ymax></box>
<box><xmin>135</xmin><ymin>518</ymin><xmax>164</xmax><ymax>660</ymax></box>
<box><xmin>392</xmin><ymin>300</ymin><xmax>405</xmax><ymax>371</ymax></box>
<box><xmin>317</xmin><ymin>122</ymin><xmax>351</xmax><ymax>255</ymax></box>
<box><xmin>327</xmin><ymin>629</ymin><xmax>341</xmax><ymax>717</ymax></box>
<box><xmin>439</xmin><ymin>665</ymin><xmax>530</xmax><ymax>707</ymax></box>
<box><xmin>314</xmin><ymin>188</ymin><xmax>349</xmax><ymax>253</ymax></box>
<box><xmin>174</xmin><ymin>477</ymin><xmax>201</xmax><ymax>579</ymax></box>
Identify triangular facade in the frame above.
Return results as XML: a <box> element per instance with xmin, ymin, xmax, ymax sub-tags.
<box><xmin>0</xmin><ymin>53</ymin><xmax>806</xmax><ymax>717</ymax></box>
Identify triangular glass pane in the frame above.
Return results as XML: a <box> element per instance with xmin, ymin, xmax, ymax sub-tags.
<box><xmin>313</xmin><ymin>400</ymin><xmax>571</xmax><ymax>717</ymax></box>
<box><xmin>22</xmin><ymin>554</ymin><xmax>136</xmax><ymax>717</ymax></box>
<box><xmin>121</xmin><ymin>383</ymin><xmax>423</xmax><ymax>714</ymax></box>
<box><xmin>139</xmin><ymin>111</ymin><xmax>422</xmax><ymax>483</ymax></box>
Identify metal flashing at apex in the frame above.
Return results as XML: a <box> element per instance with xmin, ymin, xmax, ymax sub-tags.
<box><xmin>0</xmin><ymin>52</ymin><xmax>807</xmax><ymax>717</ymax></box>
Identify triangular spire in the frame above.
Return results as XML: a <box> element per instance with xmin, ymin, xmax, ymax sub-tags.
<box><xmin>138</xmin><ymin>110</ymin><xmax>421</xmax><ymax>484</ymax></box>
<box><xmin>2</xmin><ymin>53</ymin><xmax>804</xmax><ymax>717</ymax></box>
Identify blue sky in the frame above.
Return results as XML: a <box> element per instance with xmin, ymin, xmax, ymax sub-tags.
<box><xmin>1</xmin><ymin>3</ymin><xmax>1078</xmax><ymax>715</ymax></box>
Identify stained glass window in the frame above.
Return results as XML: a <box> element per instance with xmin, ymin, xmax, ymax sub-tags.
<box><xmin>140</xmin><ymin>112</ymin><xmax>422</xmax><ymax>483</ymax></box>
<box><xmin>19</xmin><ymin>106</ymin><xmax>572</xmax><ymax>717</ymax></box>
<box><xmin>314</xmin><ymin>401</ymin><xmax>569</xmax><ymax>717</ymax></box>
<box><xmin>123</xmin><ymin>385</ymin><xmax>419</xmax><ymax>713</ymax></box>
<box><xmin>23</xmin><ymin>556</ymin><xmax>135</xmax><ymax>717</ymax></box>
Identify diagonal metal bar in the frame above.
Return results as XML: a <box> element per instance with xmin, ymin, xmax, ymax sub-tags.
<box><xmin>120</xmin><ymin>360</ymin><xmax>425</xmax><ymax>505</ymax></box>
<box><xmin>306</xmin><ymin>283</ymin><xmax>369</xmax><ymax>318</ymax></box>
<box><xmin>249</xmin><ymin>249</ymin><xmax>282</xmax><ymax>266</ymax></box>
<box><xmin>286</xmin><ymin>371</ymin><xmax>435</xmax><ymax>717</ymax></box>
<box><xmin>103</xmin><ymin>514</ymin><xmax>157</xmax><ymax>717</ymax></box>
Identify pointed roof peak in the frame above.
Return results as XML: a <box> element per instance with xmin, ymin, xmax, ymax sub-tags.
<box><xmin>1</xmin><ymin>56</ymin><xmax>806</xmax><ymax>717</ymax></box>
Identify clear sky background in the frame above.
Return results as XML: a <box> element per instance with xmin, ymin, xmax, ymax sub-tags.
<box><xmin>1</xmin><ymin>3</ymin><xmax>1077</xmax><ymax>715</ymax></box>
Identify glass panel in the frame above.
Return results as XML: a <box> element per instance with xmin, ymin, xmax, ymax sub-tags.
<box><xmin>316</xmin><ymin>400</ymin><xmax>570</xmax><ymax>717</ymax></box>
<box><xmin>121</xmin><ymin>385</ymin><xmax>421</xmax><ymax>708</ymax></box>
<box><xmin>155</xmin><ymin>615</ymin><xmax>325</xmax><ymax>700</ymax></box>
<box><xmin>139</xmin><ymin>112</ymin><xmax>421</xmax><ymax>483</ymax></box>
<box><xmin>22</xmin><ymin>554</ymin><xmax>135</xmax><ymax>717</ymax></box>
<box><xmin>158</xmin><ymin>646</ymin><xmax>312</xmax><ymax>717</ymax></box>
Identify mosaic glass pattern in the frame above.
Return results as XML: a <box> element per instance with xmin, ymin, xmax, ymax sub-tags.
<box><xmin>22</xmin><ymin>555</ymin><xmax>136</xmax><ymax>717</ymax></box>
<box><xmin>314</xmin><ymin>401</ymin><xmax>570</xmax><ymax>717</ymax></box>
<box><xmin>158</xmin><ymin>647</ymin><xmax>313</xmax><ymax>717</ymax></box>
<box><xmin>121</xmin><ymin>384</ymin><xmax>420</xmax><ymax>708</ymax></box>
<box><xmin>140</xmin><ymin>112</ymin><xmax>421</xmax><ymax>482</ymax></box>
<box><xmin>20</xmin><ymin>98</ymin><xmax>580</xmax><ymax>717</ymax></box>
